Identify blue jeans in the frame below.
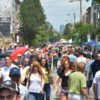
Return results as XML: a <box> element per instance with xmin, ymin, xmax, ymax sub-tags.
<box><xmin>44</xmin><ymin>83</ymin><xmax>50</xmax><ymax>100</ymax></box>
<box><xmin>30</xmin><ymin>92</ymin><xmax>44</xmax><ymax>100</ymax></box>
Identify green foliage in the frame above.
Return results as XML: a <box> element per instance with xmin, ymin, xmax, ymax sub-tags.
<box><xmin>19</xmin><ymin>0</ymin><xmax>60</xmax><ymax>45</ymax></box>
<box><xmin>19</xmin><ymin>0</ymin><xmax>46</xmax><ymax>44</ymax></box>
<box><xmin>92</xmin><ymin>0</ymin><xmax>100</xmax><ymax>5</ymax></box>
<box><xmin>96</xmin><ymin>0</ymin><xmax>100</xmax><ymax>3</ymax></box>
<box><xmin>74</xmin><ymin>23</ymin><xmax>93</xmax><ymax>44</ymax></box>
<box><xmin>63</xmin><ymin>23</ymin><xmax>73</xmax><ymax>39</ymax></box>
<box><xmin>63</xmin><ymin>22</ymin><xmax>94</xmax><ymax>44</ymax></box>
<box><xmin>95</xmin><ymin>24</ymin><xmax>100</xmax><ymax>34</ymax></box>
<box><xmin>32</xmin><ymin>22</ymin><xmax>61</xmax><ymax>45</ymax></box>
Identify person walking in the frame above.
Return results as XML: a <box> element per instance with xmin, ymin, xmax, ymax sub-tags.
<box><xmin>68</xmin><ymin>62</ymin><xmax>90</xmax><ymax>100</ymax></box>
<box><xmin>85</xmin><ymin>54</ymin><xmax>95</xmax><ymax>94</ymax></box>
<box><xmin>53</xmin><ymin>56</ymin><xmax>70</xmax><ymax>88</ymax></box>
<box><xmin>88</xmin><ymin>53</ymin><xmax>100</xmax><ymax>79</ymax></box>
<box><xmin>1</xmin><ymin>55</ymin><xmax>18</xmax><ymax>82</ymax></box>
<box><xmin>9</xmin><ymin>67</ymin><xmax>30</xmax><ymax>100</ymax></box>
<box><xmin>56</xmin><ymin>59</ymin><xmax>74</xmax><ymax>100</ymax></box>
<box><xmin>53</xmin><ymin>50</ymin><xmax>58</xmax><ymax>71</ymax></box>
<box><xmin>75</xmin><ymin>50</ymin><xmax>89</xmax><ymax>71</ymax></box>
<box><xmin>41</xmin><ymin>58</ymin><xmax>54</xmax><ymax>100</ymax></box>
<box><xmin>26</xmin><ymin>61</ymin><xmax>44</xmax><ymax>100</ymax></box>
<box><xmin>93</xmin><ymin>70</ymin><xmax>100</xmax><ymax>100</ymax></box>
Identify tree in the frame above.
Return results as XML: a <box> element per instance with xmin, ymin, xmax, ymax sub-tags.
<box><xmin>63</xmin><ymin>22</ymin><xmax>94</xmax><ymax>44</ymax></box>
<box><xmin>19</xmin><ymin>0</ymin><xmax>46</xmax><ymax>44</ymax></box>
<box><xmin>73</xmin><ymin>22</ymin><xmax>93</xmax><ymax>43</ymax></box>
<box><xmin>32</xmin><ymin>21</ymin><xmax>61</xmax><ymax>45</ymax></box>
<box><xmin>92</xmin><ymin>0</ymin><xmax>100</xmax><ymax>4</ymax></box>
<box><xmin>63</xmin><ymin>23</ymin><xmax>73</xmax><ymax>39</ymax></box>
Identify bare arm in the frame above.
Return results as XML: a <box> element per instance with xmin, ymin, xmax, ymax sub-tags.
<box><xmin>86</xmin><ymin>59</ymin><xmax>90</xmax><ymax>63</ymax></box>
<box><xmin>93</xmin><ymin>84</ymin><xmax>98</xmax><ymax>100</ymax></box>
<box><xmin>26</xmin><ymin>75</ymin><xmax>30</xmax><ymax>88</ymax></box>
<box><xmin>26</xmin><ymin>80</ymin><xmax>29</xmax><ymax>88</ymax></box>
<box><xmin>56</xmin><ymin>78</ymin><xmax>62</xmax><ymax>97</ymax></box>
<box><xmin>53</xmin><ymin>74</ymin><xmax>59</xmax><ymax>88</ymax></box>
<box><xmin>81</xmin><ymin>88</ymin><xmax>90</xmax><ymax>100</ymax></box>
<box><xmin>49</xmin><ymin>69</ymin><xmax>54</xmax><ymax>85</ymax></box>
<box><xmin>74</xmin><ymin>59</ymin><xmax>77</xmax><ymax>71</ymax></box>
<box><xmin>88</xmin><ymin>73</ymin><xmax>91</xmax><ymax>81</ymax></box>
<box><xmin>41</xmin><ymin>78</ymin><xmax>45</xmax><ymax>89</ymax></box>
<box><xmin>85</xmin><ymin>71</ymin><xmax>87</xmax><ymax>76</ymax></box>
<box><xmin>40</xmin><ymin>77</ymin><xmax>45</xmax><ymax>93</ymax></box>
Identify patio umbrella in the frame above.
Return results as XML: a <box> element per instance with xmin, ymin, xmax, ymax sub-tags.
<box><xmin>91</xmin><ymin>41</ymin><xmax>100</xmax><ymax>47</ymax></box>
<box><xmin>10</xmin><ymin>47</ymin><xmax>28</xmax><ymax>61</ymax></box>
<box><xmin>59</xmin><ymin>38</ymin><xmax>66</xmax><ymax>42</ymax></box>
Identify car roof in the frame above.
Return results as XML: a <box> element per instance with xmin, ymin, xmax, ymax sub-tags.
<box><xmin>0</xmin><ymin>53</ymin><xmax>10</xmax><ymax>57</ymax></box>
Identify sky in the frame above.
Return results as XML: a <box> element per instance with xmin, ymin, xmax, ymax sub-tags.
<box><xmin>40</xmin><ymin>0</ymin><xmax>92</xmax><ymax>31</ymax></box>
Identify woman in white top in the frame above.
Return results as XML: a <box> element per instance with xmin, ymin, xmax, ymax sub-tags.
<box><xmin>26</xmin><ymin>61</ymin><xmax>44</xmax><ymax>100</ymax></box>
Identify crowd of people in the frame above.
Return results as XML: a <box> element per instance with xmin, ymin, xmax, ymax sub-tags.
<box><xmin>0</xmin><ymin>44</ymin><xmax>100</xmax><ymax>100</ymax></box>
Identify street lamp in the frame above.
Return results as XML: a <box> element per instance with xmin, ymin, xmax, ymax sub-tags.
<box><xmin>69</xmin><ymin>0</ymin><xmax>82</xmax><ymax>22</ymax></box>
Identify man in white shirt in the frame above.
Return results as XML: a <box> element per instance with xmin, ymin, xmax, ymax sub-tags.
<box><xmin>1</xmin><ymin>55</ymin><xmax>18</xmax><ymax>82</ymax></box>
<box><xmin>93</xmin><ymin>70</ymin><xmax>100</xmax><ymax>100</ymax></box>
<box><xmin>75</xmin><ymin>50</ymin><xmax>89</xmax><ymax>71</ymax></box>
<box><xmin>85</xmin><ymin>59</ymin><xmax>94</xmax><ymax>94</ymax></box>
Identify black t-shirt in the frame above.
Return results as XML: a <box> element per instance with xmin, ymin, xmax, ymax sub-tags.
<box><xmin>59</xmin><ymin>71</ymin><xmax>69</xmax><ymax>87</ymax></box>
<box><xmin>58</xmin><ymin>52</ymin><xmax>61</xmax><ymax>57</ymax></box>
<box><xmin>59</xmin><ymin>71</ymin><xmax>75</xmax><ymax>87</ymax></box>
<box><xmin>91</xmin><ymin>60</ymin><xmax>100</xmax><ymax>77</ymax></box>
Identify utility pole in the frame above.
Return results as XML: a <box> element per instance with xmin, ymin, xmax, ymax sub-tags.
<box><xmin>74</xmin><ymin>13</ymin><xmax>76</xmax><ymax>27</ymax></box>
<box><xmin>80</xmin><ymin>0</ymin><xmax>82</xmax><ymax>21</ymax></box>
<box><xmin>93</xmin><ymin>4</ymin><xmax>100</xmax><ymax>53</ymax></box>
<box><xmin>95</xmin><ymin>8</ymin><xmax>98</xmax><ymax>54</ymax></box>
<box><xmin>11</xmin><ymin>0</ymin><xmax>15</xmax><ymax>42</ymax></box>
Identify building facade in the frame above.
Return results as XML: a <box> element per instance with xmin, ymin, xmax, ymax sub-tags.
<box><xmin>59</xmin><ymin>25</ymin><xmax>65</xmax><ymax>35</ymax></box>
<box><xmin>0</xmin><ymin>0</ymin><xmax>21</xmax><ymax>47</ymax></box>
<box><xmin>82</xmin><ymin>7</ymin><xmax>92</xmax><ymax>24</ymax></box>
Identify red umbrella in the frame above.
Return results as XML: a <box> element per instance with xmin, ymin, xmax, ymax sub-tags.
<box><xmin>11</xmin><ymin>47</ymin><xmax>28</xmax><ymax>61</ymax></box>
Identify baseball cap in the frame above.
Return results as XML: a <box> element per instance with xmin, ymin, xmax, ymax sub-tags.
<box><xmin>9</xmin><ymin>67</ymin><xmax>21</xmax><ymax>77</ymax></box>
<box><xmin>0</xmin><ymin>80</ymin><xmax>19</xmax><ymax>93</ymax></box>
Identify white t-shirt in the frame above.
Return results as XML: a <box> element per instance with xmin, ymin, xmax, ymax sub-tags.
<box><xmin>1</xmin><ymin>63</ymin><xmax>18</xmax><ymax>82</ymax></box>
<box><xmin>29</xmin><ymin>74</ymin><xmax>42</xmax><ymax>93</ymax></box>
<box><xmin>77</xmin><ymin>57</ymin><xmax>87</xmax><ymax>64</ymax></box>
<box><xmin>85</xmin><ymin>60</ymin><xmax>94</xmax><ymax>81</ymax></box>
<box><xmin>93</xmin><ymin>70</ymin><xmax>100</xmax><ymax>99</ymax></box>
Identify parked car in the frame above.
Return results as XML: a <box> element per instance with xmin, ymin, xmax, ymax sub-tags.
<box><xmin>5</xmin><ymin>49</ymin><xmax>14</xmax><ymax>55</ymax></box>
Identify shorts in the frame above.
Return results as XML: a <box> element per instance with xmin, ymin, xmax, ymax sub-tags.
<box><xmin>60</xmin><ymin>87</ymin><xmax>68</xmax><ymax>97</ymax></box>
<box><xmin>68</xmin><ymin>93</ymin><xmax>83</xmax><ymax>100</ymax></box>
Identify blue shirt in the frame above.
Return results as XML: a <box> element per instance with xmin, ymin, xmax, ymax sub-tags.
<box><xmin>68</xmin><ymin>54</ymin><xmax>77</xmax><ymax>65</ymax></box>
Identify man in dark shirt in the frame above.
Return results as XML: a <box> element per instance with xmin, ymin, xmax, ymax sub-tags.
<box><xmin>89</xmin><ymin>53</ymin><xmax>100</xmax><ymax>80</ymax></box>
